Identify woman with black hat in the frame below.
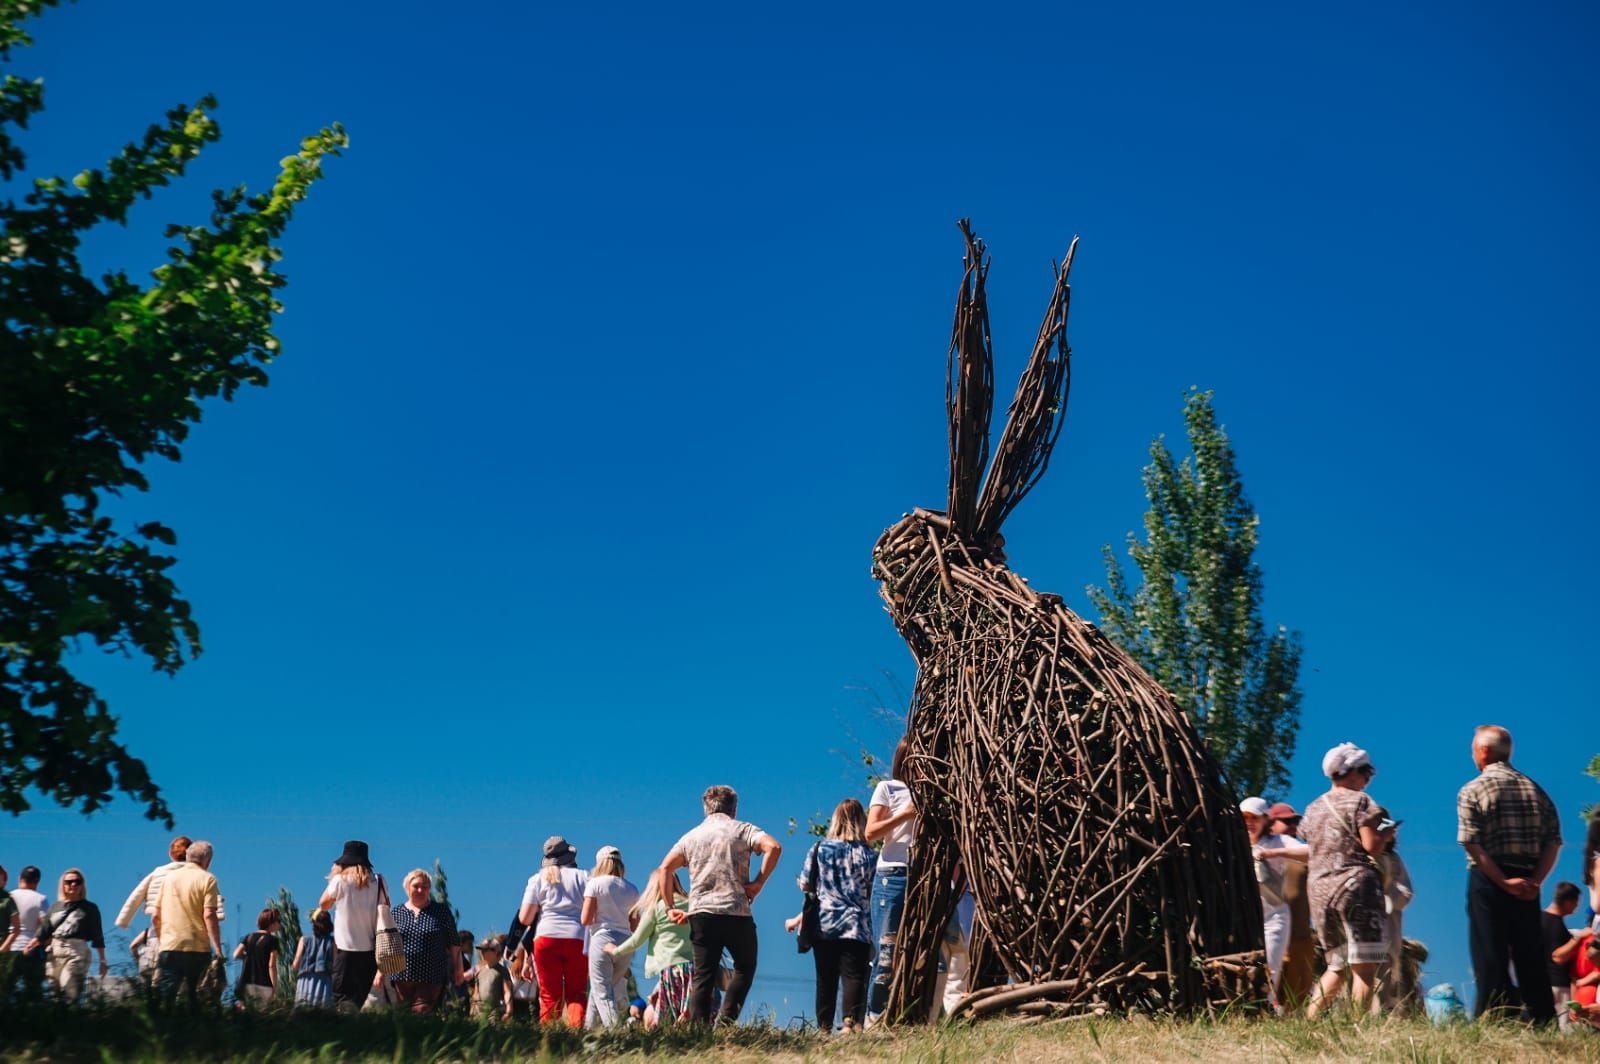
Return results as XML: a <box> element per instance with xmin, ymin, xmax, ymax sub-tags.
<box><xmin>318</xmin><ymin>840</ymin><xmax>385</xmax><ymax>1010</ymax></box>
<box><xmin>517</xmin><ymin>836</ymin><xmax>589</xmax><ymax>1025</ymax></box>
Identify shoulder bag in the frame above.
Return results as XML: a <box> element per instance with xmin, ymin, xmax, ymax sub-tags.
<box><xmin>796</xmin><ymin>842</ymin><xmax>822</xmax><ymax>954</ymax></box>
<box><xmin>374</xmin><ymin>875</ymin><xmax>405</xmax><ymax>975</ymax></box>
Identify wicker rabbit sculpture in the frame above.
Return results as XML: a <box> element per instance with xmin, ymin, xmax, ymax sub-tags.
<box><xmin>871</xmin><ymin>222</ymin><xmax>1265</xmax><ymax>1023</ymax></box>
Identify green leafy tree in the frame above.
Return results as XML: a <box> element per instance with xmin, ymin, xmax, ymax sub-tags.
<box><xmin>265</xmin><ymin>886</ymin><xmax>301</xmax><ymax>1003</ymax></box>
<box><xmin>432</xmin><ymin>859</ymin><xmax>462</xmax><ymax>927</ymax></box>
<box><xmin>1088</xmin><ymin>388</ymin><xmax>1302</xmax><ymax>797</ymax></box>
<box><xmin>0</xmin><ymin>1</ymin><xmax>345</xmax><ymax>824</ymax></box>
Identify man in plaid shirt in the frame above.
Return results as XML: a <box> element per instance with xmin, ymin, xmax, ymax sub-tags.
<box><xmin>1457</xmin><ymin>724</ymin><xmax>1561</xmax><ymax>1023</ymax></box>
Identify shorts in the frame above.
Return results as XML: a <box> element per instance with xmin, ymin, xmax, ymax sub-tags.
<box><xmin>1316</xmin><ymin>873</ymin><xmax>1389</xmax><ymax>970</ymax></box>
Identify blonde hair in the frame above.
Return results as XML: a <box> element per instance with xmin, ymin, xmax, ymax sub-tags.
<box><xmin>59</xmin><ymin>867</ymin><xmax>85</xmax><ymax>895</ymax></box>
<box><xmin>828</xmin><ymin>798</ymin><xmax>868</xmax><ymax>843</ymax></box>
<box><xmin>592</xmin><ymin>854</ymin><xmax>625</xmax><ymax>878</ymax></box>
<box><xmin>403</xmin><ymin>868</ymin><xmax>432</xmax><ymax>892</ymax></box>
<box><xmin>542</xmin><ymin>865</ymin><xmax>563</xmax><ymax>885</ymax></box>
<box><xmin>630</xmin><ymin>867</ymin><xmax>687</xmax><ymax>922</ymax></box>
<box><xmin>331</xmin><ymin>865</ymin><xmax>373</xmax><ymax>889</ymax></box>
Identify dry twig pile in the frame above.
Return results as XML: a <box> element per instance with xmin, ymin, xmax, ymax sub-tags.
<box><xmin>872</xmin><ymin>222</ymin><xmax>1265</xmax><ymax>1023</ymax></box>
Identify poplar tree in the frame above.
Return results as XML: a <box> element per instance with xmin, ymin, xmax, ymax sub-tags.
<box><xmin>1088</xmin><ymin>389</ymin><xmax>1302</xmax><ymax>797</ymax></box>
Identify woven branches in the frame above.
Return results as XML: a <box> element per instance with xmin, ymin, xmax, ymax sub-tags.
<box><xmin>872</xmin><ymin>222</ymin><xmax>1265</xmax><ymax>1023</ymax></box>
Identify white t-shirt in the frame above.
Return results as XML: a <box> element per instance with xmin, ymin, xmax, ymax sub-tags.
<box><xmin>1253</xmin><ymin>834</ymin><xmax>1288</xmax><ymax>908</ymax></box>
<box><xmin>326</xmin><ymin>874</ymin><xmax>381</xmax><ymax>951</ymax></box>
<box><xmin>583</xmin><ymin>875</ymin><xmax>640</xmax><ymax>934</ymax></box>
<box><xmin>522</xmin><ymin>867</ymin><xmax>588</xmax><ymax>940</ymax></box>
<box><xmin>9</xmin><ymin>888</ymin><xmax>46</xmax><ymax>951</ymax></box>
<box><xmin>870</xmin><ymin>779</ymin><xmax>915</xmax><ymax>868</ymax></box>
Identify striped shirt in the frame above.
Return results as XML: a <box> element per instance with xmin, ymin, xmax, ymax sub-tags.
<box><xmin>1456</xmin><ymin>761</ymin><xmax>1560</xmax><ymax>869</ymax></box>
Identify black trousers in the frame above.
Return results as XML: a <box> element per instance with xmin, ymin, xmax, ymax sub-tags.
<box><xmin>688</xmin><ymin>913</ymin><xmax>757</xmax><ymax>1025</ymax></box>
<box><xmin>812</xmin><ymin>937</ymin><xmax>871</xmax><ymax>1030</ymax></box>
<box><xmin>332</xmin><ymin>947</ymin><xmax>376</xmax><ymax>1008</ymax></box>
<box><xmin>156</xmin><ymin>950</ymin><xmax>211</xmax><ymax>1008</ymax></box>
<box><xmin>1467</xmin><ymin>868</ymin><xmax>1555</xmax><ymax>1023</ymax></box>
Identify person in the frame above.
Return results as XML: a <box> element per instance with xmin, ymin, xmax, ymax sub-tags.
<box><xmin>797</xmin><ymin>798</ymin><xmax>875</xmax><ymax>1032</ymax></box>
<box><xmin>292</xmin><ymin>908</ymin><xmax>336</xmax><ymax>1008</ymax></box>
<box><xmin>471</xmin><ymin>935</ymin><xmax>514</xmax><ymax>1021</ymax></box>
<box><xmin>518</xmin><ymin>836</ymin><xmax>589</xmax><ymax>1025</ymax></box>
<box><xmin>39</xmin><ymin>868</ymin><xmax>107</xmax><ymax>1003</ymax></box>
<box><xmin>7</xmin><ymin>865</ymin><xmax>47</xmax><ymax>993</ymax></box>
<box><xmin>1457</xmin><ymin>724</ymin><xmax>1562</xmax><ymax>1023</ymax></box>
<box><xmin>152</xmin><ymin>840</ymin><xmax>225</xmax><ymax>1008</ymax></box>
<box><xmin>865</xmin><ymin>741</ymin><xmax>916</xmax><ymax>1022</ymax></box>
<box><xmin>115</xmin><ymin>837</ymin><xmax>199</xmax><ymax>934</ymax></box>
<box><xmin>233</xmin><ymin>908</ymin><xmax>281</xmax><ymax>1006</ymax></box>
<box><xmin>1565</xmin><ymin>932</ymin><xmax>1600</xmax><ymax>1028</ymax></box>
<box><xmin>317</xmin><ymin>839</ymin><xmax>384</xmax><ymax>1011</ymax></box>
<box><xmin>1374</xmin><ymin>816</ymin><xmax>1415</xmax><ymax>1011</ymax></box>
<box><xmin>1544</xmin><ymin>882</ymin><xmax>1582</xmax><ymax>1024</ymax></box>
<box><xmin>606</xmin><ymin>868</ymin><xmax>695</xmax><ymax>1028</ymax></box>
<box><xmin>385</xmin><ymin>867</ymin><xmax>462</xmax><ymax>1014</ymax></box>
<box><xmin>0</xmin><ymin>864</ymin><xmax>16</xmax><ymax>964</ymax></box>
<box><xmin>1301</xmin><ymin>743</ymin><xmax>1388</xmax><ymax>1017</ymax></box>
<box><xmin>659</xmin><ymin>784</ymin><xmax>782</xmax><ymax>1025</ymax></box>
<box><xmin>582</xmin><ymin>844</ymin><xmax>640</xmax><ymax>1027</ymax></box>
<box><xmin>1240</xmin><ymin>796</ymin><xmax>1305</xmax><ymax>1006</ymax></box>
<box><xmin>1269</xmin><ymin>803</ymin><xmax>1317</xmax><ymax>1008</ymax></box>
<box><xmin>1583</xmin><ymin>816</ymin><xmax>1600</xmax><ymax>929</ymax></box>
<box><xmin>932</xmin><ymin>885</ymin><xmax>976</xmax><ymax>1020</ymax></box>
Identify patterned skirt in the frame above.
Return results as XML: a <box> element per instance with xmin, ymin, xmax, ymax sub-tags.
<box><xmin>648</xmin><ymin>962</ymin><xmax>693</xmax><ymax>1025</ymax></box>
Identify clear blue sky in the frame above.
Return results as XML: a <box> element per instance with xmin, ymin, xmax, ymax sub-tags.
<box><xmin>8</xmin><ymin>0</ymin><xmax>1598</xmax><ymax>1017</ymax></box>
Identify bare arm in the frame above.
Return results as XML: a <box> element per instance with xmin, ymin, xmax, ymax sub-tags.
<box><xmin>1553</xmin><ymin>931</ymin><xmax>1587</xmax><ymax>967</ymax></box>
<box><xmin>1358</xmin><ymin>824</ymin><xmax>1385</xmax><ymax>859</ymax></box>
<box><xmin>866</xmin><ymin>801</ymin><xmax>916</xmax><ymax>843</ymax></box>
<box><xmin>580</xmin><ymin>897</ymin><xmax>598</xmax><ymax>927</ymax></box>
<box><xmin>659</xmin><ymin>853</ymin><xmax>689</xmax><ymax>924</ymax></box>
<box><xmin>1462</xmin><ymin>842</ymin><xmax>1537</xmax><ymax>900</ymax></box>
<box><xmin>292</xmin><ymin>937</ymin><xmax>306</xmax><ymax>970</ymax></box>
<box><xmin>518</xmin><ymin>901</ymin><xmax>540</xmax><ymax>928</ymax></box>
<box><xmin>743</xmin><ymin>834</ymin><xmax>783</xmax><ymax>902</ymax></box>
<box><xmin>449</xmin><ymin>944</ymin><xmax>464</xmax><ymax>986</ymax></box>
<box><xmin>232</xmin><ymin>939</ymin><xmax>247</xmax><ymax>960</ymax></box>
<box><xmin>204</xmin><ymin>907</ymin><xmax>223</xmax><ymax>957</ymax></box>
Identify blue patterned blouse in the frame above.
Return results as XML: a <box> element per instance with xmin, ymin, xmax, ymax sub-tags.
<box><xmin>799</xmin><ymin>839</ymin><xmax>876</xmax><ymax>943</ymax></box>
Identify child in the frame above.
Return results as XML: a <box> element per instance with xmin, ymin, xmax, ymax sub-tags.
<box><xmin>233</xmin><ymin>908</ymin><xmax>281</xmax><ymax>1007</ymax></box>
<box><xmin>471</xmin><ymin>935</ymin><xmax>514</xmax><ymax>1021</ymax></box>
<box><xmin>1375</xmin><ymin>816</ymin><xmax>1413</xmax><ymax>1012</ymax></box>
<box><xmin>292</xmin><ymin>909</ymin><xmax>336</xmax><ymax>1009</ymax></box>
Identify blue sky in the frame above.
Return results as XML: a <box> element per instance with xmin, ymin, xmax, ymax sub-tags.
<box><xmin>7</xmin><ymin>0</ymin><xmax>1598</xmax><ymax>1018</ymax></box>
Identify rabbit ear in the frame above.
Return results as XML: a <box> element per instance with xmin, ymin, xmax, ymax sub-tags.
<box><xmin>946</xmin><ymin>220</ymin><xmax>994</xmax><ymax>537</ymax></box>
<box><xmin>973</xmin><ymin>236</ymin><xmax>1079</xmax><ymax>541</ymax></box>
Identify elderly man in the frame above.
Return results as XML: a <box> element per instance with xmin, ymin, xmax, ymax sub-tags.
<box><xmin>1457</xmin><ymin>724</ymin><xmax>1561</xmax><ymax>1023</ymax></box>
<box><xmin>659</xmin><ymin>784</ymin><xmax>781</xmax><ymax>1025</ymax></box>
<box><xmin>152</xmin><ymin>839</ymin><xmax>225</xmax><ymax>1008</ymax></box>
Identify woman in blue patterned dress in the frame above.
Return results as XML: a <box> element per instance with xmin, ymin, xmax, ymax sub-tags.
<box><xmin>797</xmin><ymin>799</ymin><xmax>876</xmax><ymax>1032</ymax></box>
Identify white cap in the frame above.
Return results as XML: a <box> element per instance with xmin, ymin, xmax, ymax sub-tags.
<box><xmin>1321</xmin><ymin>742</ymin><xmax>1373</xmax><ymax>780</ymax></box>
<box><xmin>1239</xmin><ymin>797</ymin><xmax>1271</xmax><ymax>817</ymax></box>
<box><xmin>595</xmin><ymin>845</ymin><xmax>621</xmax><ymax>863</ymax></box>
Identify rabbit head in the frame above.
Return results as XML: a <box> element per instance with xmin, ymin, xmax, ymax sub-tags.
<box><xmin>873</xmin><ymin>221</ymin><xmax>1077</xmax><ymax>650</ymax></box>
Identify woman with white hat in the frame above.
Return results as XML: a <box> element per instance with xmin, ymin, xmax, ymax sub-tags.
<box><xmin>1240</xmin><ymin>796</ymin><xmax>1305</xmax><ymax>1006</ymax></box>
<box><xmin>1300</xmin><ymin>742</ymin><xmax>1389</xmax><ymax>1017</ymax></box>
<box><xmin>581</xmin><ymin>845</ymin><xmax>639</xmax><ymax>1026</ymax></box>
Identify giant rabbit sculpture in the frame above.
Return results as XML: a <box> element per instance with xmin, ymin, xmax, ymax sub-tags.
<box><xmin>871</xmin><ymin>222</ymin><xmax>1265</xmax><ymax>1023</ymax></box>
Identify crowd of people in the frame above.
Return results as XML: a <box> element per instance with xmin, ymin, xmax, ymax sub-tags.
<box><xmin>3</xmin><ymin>723</ymin><xmax>1598</xmax><ymax>1034</ymax></box>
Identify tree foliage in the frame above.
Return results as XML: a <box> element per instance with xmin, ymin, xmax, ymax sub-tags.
<box><xmin>1087</xmin><ymin>389</ymin><xmax>1302</xmax><ymax>798</ymax></box>
<box><xmin>0</xmin><ymin>0</ymin><xmax>345</xmax><ymax>824</ymax></box>
<box><xmin>265</xmin><ymin>885</ymin><xmax>302</xmax><ymax>1003</ymax></box>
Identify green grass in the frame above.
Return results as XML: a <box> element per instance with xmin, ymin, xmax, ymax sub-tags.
<box><xmin>2</xmin><ymin>1000</ymin><xmax>1596</xmax><ymax>1062</ymax></box>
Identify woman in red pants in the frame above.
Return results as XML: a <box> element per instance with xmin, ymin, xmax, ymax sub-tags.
<box><xmin>518</xmin><ymin>836</ymin><xmax>590</xmax><ymax>1025</ymax></box>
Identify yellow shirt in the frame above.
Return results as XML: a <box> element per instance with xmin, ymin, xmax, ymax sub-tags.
<box><xmin>155</xmin><ymin>863</ymin><xmax>220</xmax><ymax>953</ymax></box>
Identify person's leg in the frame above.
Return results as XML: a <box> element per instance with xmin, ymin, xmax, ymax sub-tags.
<box><xmin>1262</xmin><ymin>903</ymin><xmax>1289</xmax><ymax>1005</ymax></box>
<box><xmin>940</xmin><ymin>944</ymin><xmax>968</xmax><ymax>1018</ymax></box>
<box><xmin>812</xmin><ymin>937</ymin><xmax>840</xmax><ymax>1031</ymax></box>
<box><xmin>867</xmin><ymin>870</ymin><xmax>907</xmax><ymax>1018</ymax></box>
<box><xmin>533</xmin><ymin>937</ymin><xmax>561</xmax><ymax>1023</ymax></box>
<box><xmin>841</xmin><ymin>940</ymin><xmax>871</xmax><ymax>1029</ymax></box>
<box><xmin>589</xmin><ymin>929</ymin><xmax>619</xmax><ymax>1026</ymax></box>
<box><xmin>687</xmin><ymin>914</ymin><xmax>721</xmax><ymax>1023</ymax></box>
<box><xmin>1305</xmin><ymin>920</ymin><xmax>1347</xmax><ymax>1019</ymax></box>
<box><xmin>1467</xmin><ymin>870</ymin><xmax>1512</xmax><ymax>1018</ymax></box>
<box><xmin>1347</xmin><ymin>962</ymin><xmax>1379</xmax><ymax>1012</ymax></box>
<box><xmin>1507</xmin><ymin>895</ymin><xmax>1556</xmax><ymax>1023</ymax></box>
<box><xmin>561</xmin><ymin>937</ymin><xmax>589</xmax><ymax>1028</ymax></box>
<box><xmin>716</xmin><ymin>916</ymin><xmax>758</xmax><ymax>1025</ymax></box>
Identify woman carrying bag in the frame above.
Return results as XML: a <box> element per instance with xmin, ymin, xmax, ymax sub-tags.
<box><xmin>318</xmin><ymin>840</ymin><xmax>385</xmax><ymax>1011</ymax></box>
<box><xmin>797</xmin><ymin>799</ymin><xmax>875</xmax><ymax>1033</ymax></box>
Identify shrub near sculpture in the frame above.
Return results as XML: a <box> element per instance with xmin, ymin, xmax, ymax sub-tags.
<box><xmin>872</xmin><ymin>222</ymin><xmax>1265</xmax><ymax>1023</ymax></box>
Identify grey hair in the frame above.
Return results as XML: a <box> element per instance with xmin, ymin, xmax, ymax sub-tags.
<box><xmin>1474</xmin><ymin>725</ymin><xmax>1512</xmax><ymax>761</ymax></box>
<box><xmin>702</xmin><ymin>785</ymin><xmax>738</xmax><ymax>816</ymax></box>
<box><xmin>186</xmin><ymin>840</ymin><xmax>214</xmax><ymax>865</ymax></box>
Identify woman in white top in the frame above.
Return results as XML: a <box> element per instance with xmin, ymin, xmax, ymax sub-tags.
<box><xmin>317</xmin><ymin>839</ymin><xmax>385</xmax><ymax>1010</ymax></box>
<box><xmin>581</xmin><ymin>845</ymin><xmax>640</xmax><ymax>1027</ymax></box>
<box><xmin>865</xmin><ymin>739</ymin><xmax>917</xmax><ymax>1020</ymax></box>
<box><xmin>518</xmin><ymin>835</ymin><xmax>589</xmax><ymax>1026</ymax></box>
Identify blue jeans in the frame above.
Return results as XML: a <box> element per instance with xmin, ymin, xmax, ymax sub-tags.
<box><xmin>867</xmin><ymin>866</ymin><xmax>907</xmax><ymax>1017</ymax></box>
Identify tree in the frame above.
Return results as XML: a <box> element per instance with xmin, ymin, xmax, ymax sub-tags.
<box><xmin>432</xmin><ymin>859</ymin><xmax>462</xmax><ymax>928</ymax></box>
<box><xmin>1087</xmin><ymin>388</ymin><xmax>1302</xmax><ymax>798</ymax></box>
<box><xmin>265</xmin><ymin>886</ymin><xmax>302</xmax><ymax>1003</ymax></box>
<box><xmin>0</xmin><ymin>1</ymin><xmax>345</xmax><ymax>824</ymax></box>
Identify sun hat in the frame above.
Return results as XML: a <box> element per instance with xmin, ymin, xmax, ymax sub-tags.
<box><xmin>1321</xmin><ymin>742</ymin><xmax>1374</xmax><ymax>780</ymax></box>
<box><xmin>1239</xmin><ymin>797</ymin><xmax>1271</xmax><ymax>817</ymax></box>
<box><xmin>543</xmin><ymin>836</ymin><xmax>578</xmax><ymax>865</ymax></box>
<box><xmin>334</xmin><ymin>840</ymin><xmax>372</xmax><ymax>869</ymax></box>
<box><xmin>1266</xmin><ymin>802</ymin><xmax>1299</xmax><ymax>821</ymax></box>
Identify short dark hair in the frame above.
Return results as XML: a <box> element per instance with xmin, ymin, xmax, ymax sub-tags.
<box><xmin>19</xmin><ymin>865</ymin><xmax>40</xmax><ymax>886</ymax></box>
<box><xmin>1555</xmin><ymin>881</ymin><xmax>1582</xmax><ymax>906</ymax></box>
<box><xmin>458</xmin><ymin>930</ymin><xmax>474</xmax><ymax>947</ymax></box>
<box><xmin>702</xmin><ymin>785</ymin><xmax>738</xmax><ymax>816</ymax></box>
<box><xmin>257</xmin><ymin>908</ymin><xmax>279</xmax><ymax>931</ymax></box>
